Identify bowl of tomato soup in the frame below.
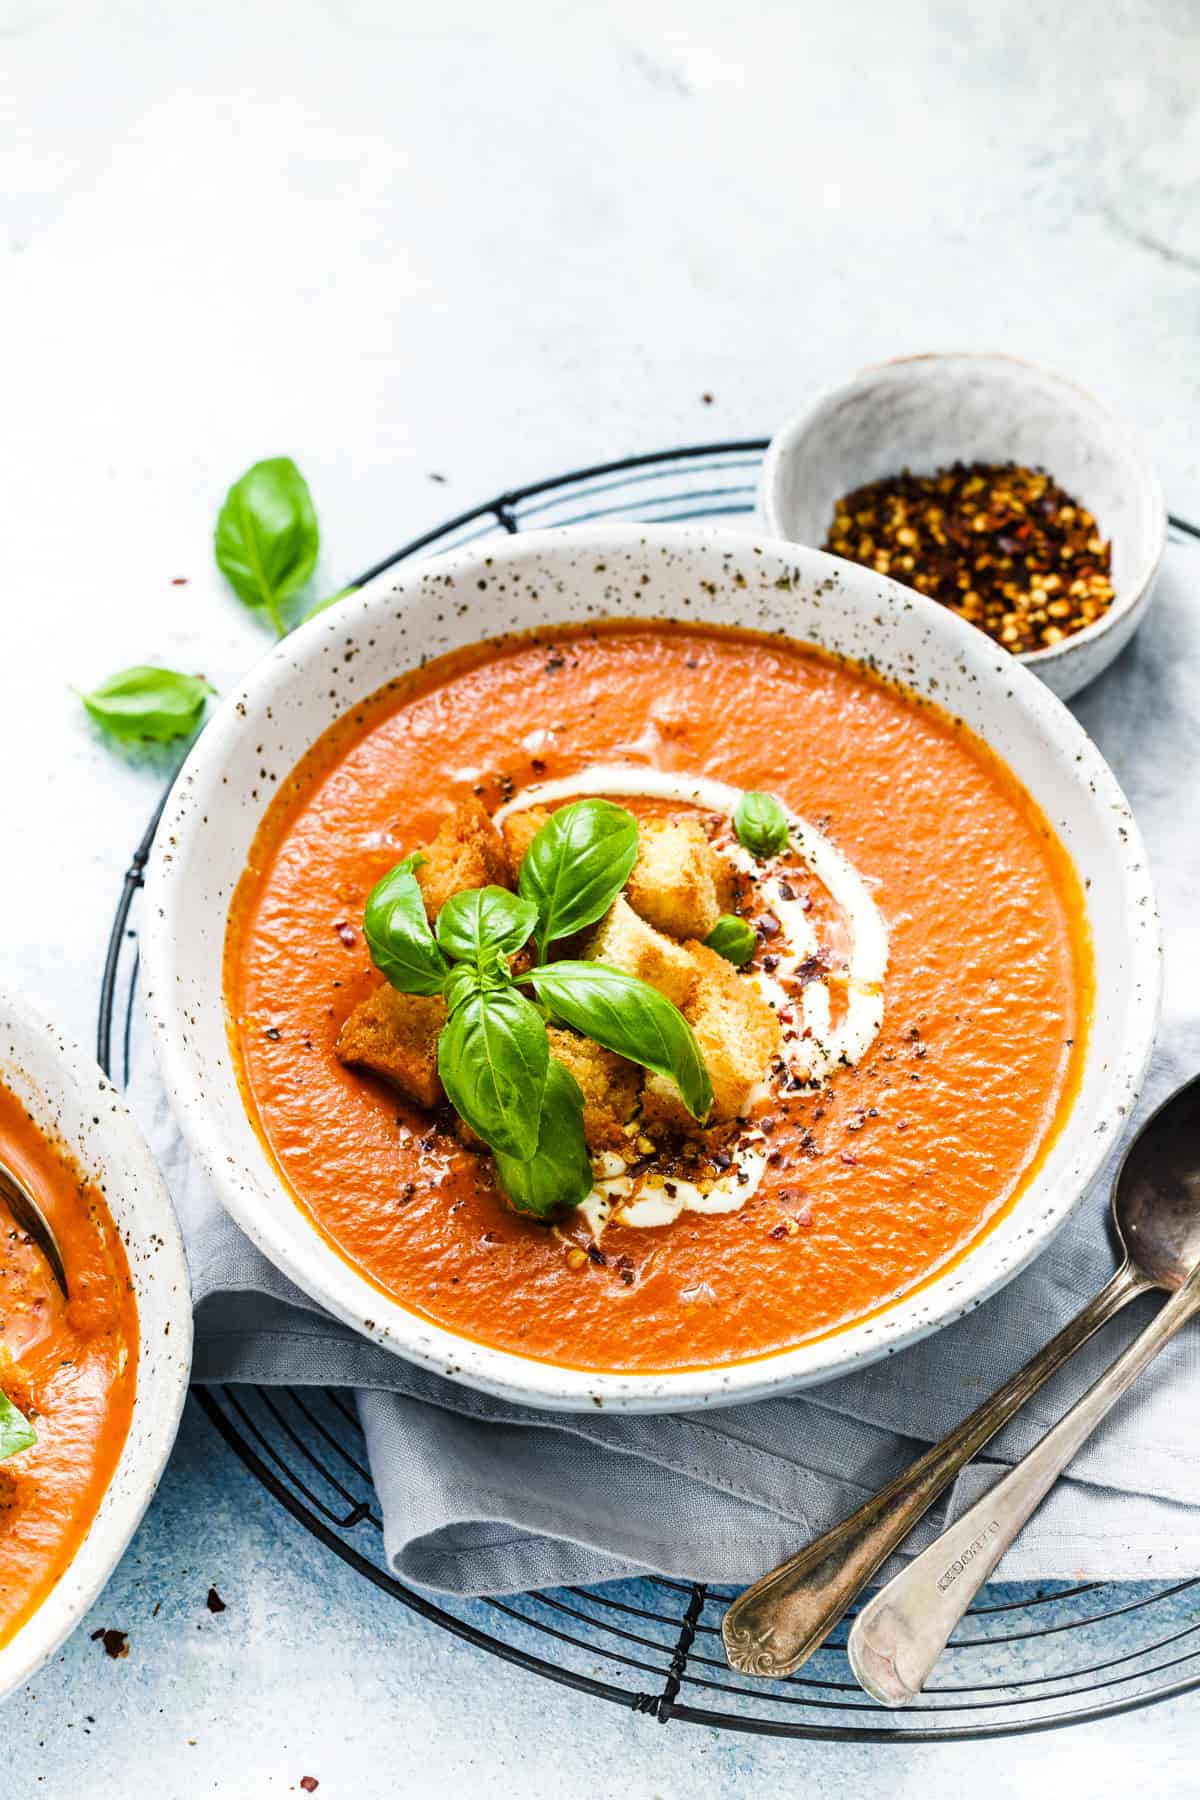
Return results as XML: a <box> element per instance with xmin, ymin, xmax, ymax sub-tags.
<box><xmin>0</xmin><ymin>990</ymin><xmax>190</xmax><ymax>1701</ymax></box>
<box><xmin>142</xmin><ymin>526</ymin><xmax>1158</xmax><ymax>1412</ymax></box>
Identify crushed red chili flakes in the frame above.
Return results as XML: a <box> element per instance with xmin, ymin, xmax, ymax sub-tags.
<box><xmin>824</xmin><ymin>461</ymin><xmax>1115</xmax><ymax>653</ymax></box>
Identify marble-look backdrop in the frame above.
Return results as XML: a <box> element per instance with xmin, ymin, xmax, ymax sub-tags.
<box><xmin>3</xmin><ymin>0</ymin><xmax>1199</xmax><ymax>1792</ymax></box>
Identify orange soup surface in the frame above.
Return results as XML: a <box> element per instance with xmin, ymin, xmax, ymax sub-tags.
<box><xmin>226</xmin><ymin>623</ymin><xmax>1090</xmax><ymax>1373</ymax></box>
<box><xmin>0</xmin><ymin>1081</ymin><xmax>138</xmax><ymax>1646</ymax></box>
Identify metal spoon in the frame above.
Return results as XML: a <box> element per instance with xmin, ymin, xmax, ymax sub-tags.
<box><xmin>722</xmin><ymin>1074</ymin><xmax>1200</xmax><ymax>1682</ymax></box>
<box><xmin>0</xmin><ymin>1156</ymin><xmax>69</xmax><ymax>1299</ymax></box>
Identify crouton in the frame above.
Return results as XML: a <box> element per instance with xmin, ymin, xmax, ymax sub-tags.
<box><xmin>335</xmin><ymin>984</ymin><xmax>446</xmax><ymax>1110</ymax></box>
<box><xmin>500</xmin><ymin>805</ymin><xmax>550</xmax><ymax>870</ymax></box>
<box><xmin>547</xmin><ymin>1027</ymin><xmax>641</xmax><ymax>1154</ymax></box>
<box><xmin>415</xmin><ymin>798</ymin><xmax>512</xmax><ymax>920</ymax></box>
<box><xmin>584</xmin><ymin>896</ymin><xmax>695</xmax><ymax>1008</ymax></box>
<box><xmin>625</xmin><ymin>816</ymin><xmax>729</xmax><ymax>941</ymax></box>
<box><xmin>641</xmin><ymin>942</ymin><xmax>781</xmax><ymax>1130</ymax></box>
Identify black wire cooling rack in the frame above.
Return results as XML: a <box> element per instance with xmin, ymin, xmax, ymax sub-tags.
<box><xmin>97</xmin><ymin>440</ymin><xmax>1200</xmax><ymax>1742</ymax></box>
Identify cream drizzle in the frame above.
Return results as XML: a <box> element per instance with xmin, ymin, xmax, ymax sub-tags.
<box><xmin>497</xmin><ymin>767</ymin><xmax>888</xmax><ymax>1232</ymax></box>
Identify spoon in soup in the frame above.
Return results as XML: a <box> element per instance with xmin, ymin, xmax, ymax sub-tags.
<box><xmin>0</xmin><ymin>1156</ymin><xmax>69</xmax><ymax>1300</ymax></box>
<box><xmin>722</xmin><ymin>1073</ymin><xmax>1200</xmax><ymax>1682</ymax></box>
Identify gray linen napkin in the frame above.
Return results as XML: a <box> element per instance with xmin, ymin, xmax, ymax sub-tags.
<box><xmin>127</xmin><ymin>539</ymin><xmax>1200</xmax><ymax>1597</ymax></box>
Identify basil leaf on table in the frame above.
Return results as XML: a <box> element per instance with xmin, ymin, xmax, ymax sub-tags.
<box><xmin>435</xmin><ymin>887</ymin><xmax>538</xmax><ymax>963</ymax></box>
<box><xmin>492</xmin><ymin>1057</ymin><xmax>593</xmax><ymax>1220</ymax></box>
<box><xmin>437</xmin><ymin>985</ymin><xmax>549</xmax><ymax>1161</ymax></box>
<box><xmin>79</xmin><ymin>666</ymin><xmax>214</xmax><ymax>743</ymax></box>
<box><xmin>527</xmin><ymin>962</ymin><xmax>712</xmax><ymax>1122</ymax></box>
<box><xmin>518</xmin><ymin>799</ymin><xmax>639</xmax><ymax>957</ymax></box>
<box><xmin>733</xmin><ymin>789</ymin><xmax>790</xmax><ymax>859</ymax></box>
<box><xmin>704</xmin><ymin>915</ymin><xmax>756</xmax><ymax>966</ymax></box>
<box><xmin>0</xmin><ymin>1390</ymin><xmax>35</xmax><ymax>1461</ymax></box>
<box><xmin>214</xmin><ymin>456</ymin><xmax>319</xmax><ymax>635</ymax></box>
<box><xmin>363</xmin><ymin>855</ymin><xmax>449</xmax><ymax>997</ymax></box>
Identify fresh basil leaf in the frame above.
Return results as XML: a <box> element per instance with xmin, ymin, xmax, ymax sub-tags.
<box><xmin>443</xmin><ymin>945</ymin><xmax>513</xmax><ymax>1016</ymax></box>
<box><xmin>704</xmin><ymin>915</ymin><xmax>757</xmax><ymax>966</ymax></box>
<box><xmin>733</xmin><ymin>790</ymin><xmax>790</xmax><ymax>859</ymax></box>
<box><xmin>493</xmin><ymin>1057</ymin><xmax>593</xmax><ymax>1220</ymax></box>
<box><xmin>364</xmin><ymin>855</ymin><xmax>449</xmax><ymax>997</ymax></box>
<box><xmin>79</xmin><ymin>666</ymin><xmax>213</xmax><ymax>744</ymax></box>
<box><xmin>435</xmin><ymin>887</ymin><xmax>538</xmax><ymax>963</ymax></box>
<box><xmin>0</xmin><ymin>1390</ymin><xmax>35</xmax><ymax>1461</ymax></box>
<box><xmin>527</xmin><ymin>962</ymin><xmax>712</xmax><ymax>1121</ymax></box>
<box><xmin>214</xmin><ymin>456</ymin><xmax>319</xmax><ymax>635</ymax></box>
<box><xmin>442</xmin><ymin>963</ymin><xmax>481</xmax><ymax>1015</ymax></box>
<box><xmin>518</xmin><ymin>799</ymin><xmax>639</xmax><ymax>956</ymax></box>
<box><xmin>437</xmin><ymin>986</ymin><xmax>549</xmax><ymax>1161</ymax></box>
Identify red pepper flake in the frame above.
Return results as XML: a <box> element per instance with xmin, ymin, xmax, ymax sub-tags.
<box><xmin>170</xmin><ymin>576</ymin><xmax>188</xmax><ymax>585</ymax></box>
<box><xmin>91</xmin><ymin>1628</ymin><xmax>129</xmax><ymax>1659</ymax></box>
<box><xmin>333</xmin><ymin>921</ymin><xmax>357</xmax><ymax>948</ymax></box>
<box><xmin>301</xmin><ymin>1780</ymin><xmax>320</xmax><ymax>1795</ymax></box>
<box><xmin>824</xmin><ymin>461</ymin><xmax>1115</xmax><ymax>653</ymax></box>
<box><xmin>768</xmin><ymin>1222</ymin><xmax>788</xmax><ymax>1239</ymax></box>
<box><xmin>206</xmin><ymin>1587</ymin><xmax>226</xmax><ymax>1614</ymax></box>
<box><xmin>795</xmin><ymin>952</ymin><xmax>829</xmax><ymax>986</ymax></box>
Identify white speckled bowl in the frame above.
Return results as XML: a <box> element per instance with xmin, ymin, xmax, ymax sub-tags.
<box><xmin>759</xmin><ymin>353</ymin><xmax>1167</xmax><ymax>699</ymax></box>
<box><xmin>142</xmin><ymin>525</ymin><xmax>1159</xmax><ymax>1413</ymax></box>
<box><xmin>0</xmin><ymin>990</ymin><xmax>191</xmax><ymax>1704</ymax></box>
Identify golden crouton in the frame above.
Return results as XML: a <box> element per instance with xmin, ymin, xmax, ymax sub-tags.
<box><xmin>642</xmin><ymin>942</ymin><xmax>781</xmax><ymax>1129</ymax></box>
<box><xmin>547</xmin><ymin>1026</ymin><xmax>641</xmax><ymax>1154</ymax></box>
<box><xmin>584</xmin><ymin>896</ymin><xmax>695</xmax><ymax>1008</ymax></box>
<box><xmin>625</xmin><ymin>817</ymin><xmax>729</xmax><ymax>941</ymax></box>
<box><xmin>500</xmin><ymin>805</ymin><xmax>550</xmax><ymax>870</ymax></box>
<box><xmin>335</xmin><ymin>984</ymin><xmax>446</xmax><ymax>1110</ymax></box>
<box><xmin>415</xmin><ymin>798</ymin><xmax>512</xmax><ymax>921</ymax></box>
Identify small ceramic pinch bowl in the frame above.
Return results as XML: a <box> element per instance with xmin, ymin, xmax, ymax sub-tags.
<box><xmin>759</xmin><ymin>352</ymin><xmax>1166</xmax><ymax>699</ymax></box>
<box><xmin>0</xmin><ymin>989</ymin><xmax>191</xmax><ymax>1704</ymax></box>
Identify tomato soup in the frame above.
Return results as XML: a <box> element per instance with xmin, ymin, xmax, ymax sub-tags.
<box><xmin>226</xmin><ymin>622</ymin><xmax>1091</xmax><ymax>1373</ymax></box>
<box><xmin>0</xmin><ymin>1081</ymin><xmax>138</xmax><ymax>1647</ymax></box>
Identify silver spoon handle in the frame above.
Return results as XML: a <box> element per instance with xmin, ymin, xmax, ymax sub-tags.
<box><xmin>849</xmin><ymin>1262</ymin><xmax>1200</xmax><ymax>1706</ymax></box>
<box><xmin>721</xmin><ymin>1263</ymin><xmax>1144</xmax><ymax>1678</ymax></box>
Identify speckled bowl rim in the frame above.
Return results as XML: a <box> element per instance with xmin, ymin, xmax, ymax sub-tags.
<box><xmin>142</xmin><ymin>523</ymin><xmax>1160</xmax><ymax>1413</ymax></box>
<box><xmin>0</xmin><ymin>989</ymin><xmax>192</xmax><ymax>1703</ymax></box>
<box><xmin>758</xmin><ymin>351</ymin><xmax>1168</xmax><ymax>676</ymax></box>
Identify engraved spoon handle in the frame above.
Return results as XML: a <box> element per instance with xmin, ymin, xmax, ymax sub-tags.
<box><xmin>721</xmin><ymin>1263</ymin><xmax>1145</xmax><ymax>1678</ymax></box>
<box><xmin>849</xmin><ymin>1261</ymin><xmax>1200</xmax><ymax>1706</ymax></box>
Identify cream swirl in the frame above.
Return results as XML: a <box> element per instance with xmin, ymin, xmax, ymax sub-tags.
<box><xmin>496</xmin><ymin>767</ymin><xmax>888</xmax><ymax>1230</ymax></box>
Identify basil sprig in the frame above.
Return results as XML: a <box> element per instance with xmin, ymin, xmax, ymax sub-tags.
<box><xmin>215</xmin><ymin>456</ymin><xmax>320</xmax><ymax>635</ymax></box>
<box><xmin>436</xmin><ymin>888</ymin><xmax>538</xmax><ymax>962</ymax></box>
<box><xmin>79</xmin><ymin>667</ymin><xmax>214</xmax><ymax>743</ymax></box>
<box><xmin>518</xmin><ymin>799</ymin><xmax>639</xmax><ymax>958</ymax></box>
<box><xmin>363</xmin><ymin>798</ymin><xmax>718</xmax><ymax>1216</ymax></box>
<box><xmin>437</xmin><ymin>985</ymin><xmax>549</xmax><ymax>1161</ymax></box>
<box><xmin>704</xmin><ymin>915</ymin><xmax>756</xmax><ymax>966</ymax></box>
<box><xmin>0</xmin><ymin>1391</ymin><xmax>35</xmax><ymax>1461</ymax></box>
<box><xmin>733</xmin><ymin>789</ymin><xmax>790</xmax><ymax>859</ymax></box>
<box><xmin>527</xmin><ymin>962</ymin><xmax>712</xmax><ymax>1122</ymax></box>
<box><xmin>363</xmin><ymin>855</ymin><xmax>449</xmax><ymax>997</ymax></box>
<box><xmin>491</xmin><ymin>1058</ymin><xmax>593</xmax><ymax>1220</ymax></box>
